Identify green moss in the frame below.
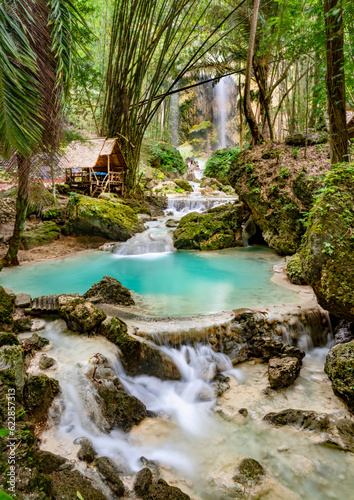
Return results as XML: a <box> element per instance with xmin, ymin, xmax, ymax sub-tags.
<box><xmin>174</xmin><ymin>179</ymin><xmax>193</xmax><ymax>192</ymax></box>
<box><xmin>21</xmin><ymin>222</ymin><xmax>61</xmax><ymax>249</ymax></box>
<box><xmin>204</xmin><ymin>147</ymin><xmax>240</xmax><ymax>184</ymax></box>
<box><xmin>286</xmin><ymin>253</ymin><xmax>307</xmax><ymax>285</ymax></box>
<box><xmin>62</xmin><ymin>194</ymin><xmax>144</xmax><ymax>241</ymax></box>
<box><xmin>0</xmin><ymin>332</ymin><xmax>19</xmax><ymax>347</ymax></box>
<box><xmin>0</xmin><ymin>287</ymin><xmax>14</xmax><ymax>330</ymax></box>
<box><xmin>173</xmin><ymin>203</ymin><xmax>245</xmax><ymax>251</ymax></box>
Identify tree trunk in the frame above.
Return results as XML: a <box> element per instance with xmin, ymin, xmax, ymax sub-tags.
<box><xmin>324</xmin><ymin>0</ymin><xmax>348</xmax><ymax>164</ymax></box>
<box><xmin>244</xmin><ymin>0</ymin><xmax>264</xmax><ymax>145</ymax></box>
<box><xmin>1</xmin><ymin>155</ymin><xmax>30</xmax><ymax>267</ymax></box>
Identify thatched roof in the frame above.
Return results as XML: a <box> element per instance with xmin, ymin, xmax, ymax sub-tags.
<box><xmin>60</xmin><ymin>138</ymin><xmax>126</xmax><ymax>170</ymax></box>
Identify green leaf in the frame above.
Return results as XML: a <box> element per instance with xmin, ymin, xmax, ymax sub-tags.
<box><xmin>0</xmin><ymin>429</ymin><xmax>10</xmax><ymax>437</ymax></box>
<box><xmin>77</xmin><ymin>492</ymin><xmax>85</xmax><ymax>500</ymax></box>
<box><xmin>0</xmin><ymin>489</ymin><xmax>15</xmax><ymax>500</ymax></box>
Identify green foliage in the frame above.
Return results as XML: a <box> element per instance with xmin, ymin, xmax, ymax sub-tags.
<box><xmin>0</xmin><ymin>428</ymin><xmax>10</xmax><ymax>437</ymax></box>
<box><xmin>0</xmin><ymin>489</ymin><xmax>14</xmax><ymax>500</ymax></box>
<box><xmin>147</xmin><ymin>142</ymin><xmax>186</xmax><ymax>174</ymax></box>
<box><xmin>204</xmin><ymin>147</ymin><xmax>240</xmax><ymax>183</ymax></box>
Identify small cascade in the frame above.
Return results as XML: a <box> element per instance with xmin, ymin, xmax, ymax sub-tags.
<box><xmin>166</xmin><ymin>197</ymin><xmax>234</xmax><ymax>216</ymax></box>
<box><xmin>171</xmin><ymin>93</ymin><xmax>179</xmax><ymax>148</ymax></box>
<box><xmin>102</xmin><ymin>221</ymin><xmax>175</xmax><ymax>256</ymax></box>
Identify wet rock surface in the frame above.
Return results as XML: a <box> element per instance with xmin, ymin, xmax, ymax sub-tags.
<box><xmin>173</xmin><ymin>202</ymin><xmax>248</xmax><ymax>251</ymax></box>
<box><xmin>134</xmin><ymin>469</ymin><xmax>190</xmax><ymax>500</ymax></box>
<box><xmin>333</xmin><ymin>319</ymin><xmax>354</xmax><ymax>345</ymax></box>
<box><xmin>95</xmin><ymin>456</ymin><xmax>125</xmax><ymax>496</ymax></box>
<box><xmin>248</xmin><ymin>337</ymin><xmax>305</xmax><ymax>362</ymax></box>
<box><xmin>39</xmin><ymin>354</ymin><xmax>55</xmax><ymax>370</ymax></box>
<box><xmin>268</xmin><ymin>356</ymin><xmax>302</xmax><ymax>389</ymax></box>
<box><xmin>21</xmin><ymin>221</ymin><xmax>61</xmax><ymax>250</ymax></box>
<box><xmin>86</xmin><ymin>353</ymin><xmax>147</xmax><ymax>431</ymax></box>
<box><xmin>75</xmin><ymin>437</ymin><xmax>96</xmax><ymax>463</ymax></box>
<box><xmin>0</xmin><ymin>285</ymin><xmax>15</xmax><ymax>331</ymax></box>
<box><xmin>83</xmin><ymin>275</ymin><xmax>135</xmax><ymax>306</ymax></box>
<box><xmin>100</xmin><ymin>316</ymin><xmax>181</xmax><ymax>380</ymax></box>
<box><xmin>23</xmin><ymin>374</ymin><xmax>60</xmax><ymax>425</ymax></box>
<box><xmin>325</xmin><ymin>340</ymin><xmax>354</xmax><ymax>412</ymax></box>
<box><xmin>58</xmin><ymin>295</ymin><xmax>107</xmax><ymax>333</ymax></box>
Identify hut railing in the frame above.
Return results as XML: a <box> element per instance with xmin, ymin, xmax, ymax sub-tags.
<box><xmin>66</xmin><ymin>170</ymin><xmax>90</xmax><ymax>184</ymax></box>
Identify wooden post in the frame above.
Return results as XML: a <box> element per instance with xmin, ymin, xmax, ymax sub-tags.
<box><xmin>89</xmin><ymin>168</ymin><xmax>92</xmax><ymax>196</ymax></box>
<box><xmin>108</xmin><ymin>155</ymin><xmax>111</xmax><ymax>193</ymax></box>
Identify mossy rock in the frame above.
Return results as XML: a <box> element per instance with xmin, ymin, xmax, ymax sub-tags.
<box><xmin>228</xmin><ymin>144</ymin><xmax>330</xmax><ymax>255</ymax></box>
<box><xmin>0</xmin><ymin>286</ymin><xmax>15</xmax><ymax>331</ymax></box>
<box><xmin>83</xmin><ymin>275</ymin><xmax>135</xmax><ymax>306</ymax></box>
<box><xmin>2</xmin><ymin>181</ymin><xmax>56</xmax><ymax>216</ymax></box>
<box><xmin>21</xmin><ymin>221</ymin><xmax>61</xmax><ymax>249</ymax></box>
<box><xmin>286</xmin><ymin>253</ymin><xmax>307</xmax><ymax>285</ymax></box>
<box><xmin>42</xmin><ymin>207</ymin><xmax>64</xmax><ymax>221</ymax></box>
<box><xmin>174</xmin><ymin>178</ymin><xmax>193</xmax><ymax>192</ymax></box>
<box><xmin>51</xmin><ymin>469</ymin><xmax>107</xmax><ymax>500</ymax></box>
<box><xmin>23</xmin><ymin>374</ymin><xmax>60</xmax><ymax>424</ymax></box>
<box><xmin>62</xmin><ymin>194</ymin><xmax>144</xmax><ymax>241</ymax></box>
<box><xmin>0</xmin><ymin>332</ymin><xmax>20</xmax><ymax>347</ymax></box>
<box><xmin>325</xmin><ymin>340</ymin><xmax>354</xmax><ymax>412</ymax></box>
<box><xmin>297</xmin><ymin>164</ymin><xmax>354</xmax><ymax>320</ymax></box>
<box><xmin>58</xmin><ymin>295</ymin><xmax>106</xmax><ymax>333</ymax></box>
<box><xmin>173</xmin><ymin>203</ymin><xmax>247</xmax><ymax>251</ymax></box>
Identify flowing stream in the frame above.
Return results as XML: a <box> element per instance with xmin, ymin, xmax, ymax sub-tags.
<box><xmin>26</xmin><ymin>320</ymin><xmax>354</xmax><ymax>500</ymax></box>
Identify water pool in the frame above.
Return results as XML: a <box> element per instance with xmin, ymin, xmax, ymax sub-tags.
<box><xmin>0</xmin><ymin>246</ymin><xmax>299</xmax><ymax>316</ymax></box>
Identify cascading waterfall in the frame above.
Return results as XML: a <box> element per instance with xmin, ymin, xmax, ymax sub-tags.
<box><xmin>166</xmin><ymin>197</ymin><xmax>234</xmax><ymax>216</ymax></box>
<box><xmin>171</xmin><ymin>93</ymin><xmax>179</xmax><ymax>148</ymax></box>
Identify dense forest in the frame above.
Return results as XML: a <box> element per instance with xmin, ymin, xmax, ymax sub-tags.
<box><xmin>1</xmin><ymin>1</ymin><xmax>354</xmax><ymax>500</ymax></box>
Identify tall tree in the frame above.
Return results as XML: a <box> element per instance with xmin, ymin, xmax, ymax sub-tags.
<box><xmin>324</xmin><ymin>0</ymin><xmax>348</xmax><ymax>164</ymax></box>
<box><xmin>244</xmin><ymin>0</ymin><xmax>263</xmax><ymax>145</ymax></box>
<box><xmin>0</xmin><ymin>0</ymin><xmax>84</xmax><ymax>267</ymax></box>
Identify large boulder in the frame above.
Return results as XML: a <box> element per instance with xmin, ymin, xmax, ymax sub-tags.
<box><xmin>86</xmin><ymin>353</ymin><xmax>147</xmax><ymax>431</ymax></box>
<box><xmin>174</xmin><ymin>178</ymin><xmax>193</xmax><ymax>192</ymax></box>
<box><xmin>248</xmin><ymin>337</ymin><xmax>305</xmax><ymax>362</ymax></box>
<box><xmin>173</xmin><ymin>203</ymin><xmax>248</xmax><ymax>251</ymax></box>
<box><xmin>23</xmin><ymin>374</ymin><xmax>60</xmax><ymax>425</ymax></box>
<box><xmin>83</xmin><ymin>275</ymin><xmax>135</xmax><ymax>306</ymax></box>
<box><xmin>58</xmin><ymin>295</ymin><xmax>106</xmax><ymax>333</ymax></box>
<box><xmin>95</xmin><ymin>456</ymin><xmax>125</xmax><ymax>496</ymax></box>
<box><xmin>268</xmin><ymin>356</ymin><xmax>302</xmax><ymax>389</ymax></box>
<box><xmin>294</xmin><ymin>164</ymin><xmax>354</xmax><ymax>320</ymax></box>
<box><xmin>62</xmin><ymin>194</ymin><xmax>144</xmax><ymax>241</ymax></box>
<box><xmin>325</xmin><ymin>340</ymin><xmax>354</xmax><ymax>412</ymax></box>
<box><xmin>100</xmin><ymin>317</ymin><xmax>181</xmax><ymax>380</ymax></box>
<box><xmin>0</xmin><ymin>286</ymin><xmax>15</xmax><ymax>331</ymax></box>
<box><xmin>21</xmin><ymin>221</ymin><xmax>61</xmax><ymax>249</ymax></box>
<box><xmin>0</xmin><ymin>344</ymin><xmax>25</xmax><ymax>391</ymax></box>
<box><xmin>263</xmin><ymin>409</ymin><xmax>332</xmax><ymax>431</ymax></box>
<box><xmin>285</xmin><ymin>132</ymin><xmax>328</xmax><ymax>147</ymax></box>
<box><xmin>229</xmin><ymin>143</ymin><xmax>331</xmax><ymax>255</ymax></box>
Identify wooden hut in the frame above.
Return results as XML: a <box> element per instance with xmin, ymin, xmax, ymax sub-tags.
<box><xmin>61</xmin><ymin>138</ymin><xmax>128</xmax><ymax>196</ymax></box>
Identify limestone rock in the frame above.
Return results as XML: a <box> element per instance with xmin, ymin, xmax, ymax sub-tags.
<box><xmin>296</xmin><ymin>164</ymin><xmax>354</xmax><ymax>320</ymax></box>
<box><xmin>134</xmin><ymin>468</ymin><xmax>153</xmax><ymax>497</ymax></box>
<box><xmin>233</xmin><ymin>457</ymin><xmax>265</xmax><ymax>487</ymax></box>
<box><xmin>83</xmin><ymin>275</ymin><xmax>135</xmax><ymax>306</ymax></box>
<box><xmin>100</xmin><ymin>317</ymin><xmax>181</xmax><ymax>380</ymax></box>
<box><xmin>173</xmin><ymin>203</ymin><xmax>248</xmax><ymax>251</ymax></box>
<box><xmin>21</xmin><ymin>221</ymin><xmax>61</xmax><ymax>250</ymax></box>
<box><xmin>325</xmin><ymin>340</ymin><xmax>354</xmax><ymax>411</ymax></box>
<box><xmin>229</xmin><ymin>144</ymin><xmax>330</xmax><ymax>255</ymax></box>
<box><xmin>263</xmin><ymin>409</ymin><xmax>332</xmax><ymax>432</ymax></box>
<box><xmin>22</xmin><ymin>333</ymin><xmax>50</xmax><ymax>353</ymax></box>
<box><xmin>0</xmin><ymin>344</ymin><xmax>25</xmax><ymax>390</ymax></box>
<box><xmin>58</xmin><ymin>295</ymin><xmax>106</xmax><ymax>333</ymax></box>
<box><xmin>39</xmin><ymin>355</ymin><xmax>55</xmax><ymax>370</ymax></box>
<box><xmin>268</xmin><ymin>357</ymin><xmax>301</xmax><ymax>389</ymax></box>
<box><xmin>62</xmin><ymin>193</ymin><xmax>144</xmax><ymax>241</ymax></box>
<box><xmin>15</xmin><ymin>293</ymin><xmax>32</xmax><ymax>308</ymax></box>
<box><xmin>334</xmin><ymin>320</ymin><xmax>354</xmax><ymax>345</ymax></box>
<box><xmin>285</xmin><ymin>132</ymin><xmax>327</xmax><ymax>146</ymax></box>
<box><xmin>143</xmin><ymin>479</ymin><xmax>190</xmax><ymax>500</ymax></box>
<box><xmin>286</xmin><ymin>253</ymin><xmax>307</xmax><ymax>285</ymax></box>
<box><xmin>174</xmin><ymin>178</ymin><xmax>193</xmax><ymax>192</ymax></box>
<box><xmin>74</xmin><ymin>437</ymin><xmax>96</xmax><ymax>463</ymax></box>
<box><xmin>249</xmin><ymin>337</ymin><xmax>305</xmax><ymax>362</ymax></box>
<box><xmin>86</xmin><ymin>353</ymin><xmax>147</xmax><ymax>431</ymax></box>
<box><xmin>0</xmin><ymin>286</ymin><xmax>15</xmax><ymax>331</ymax></box>
<box><xmin>95</xmin><ymin>456</ymin><xmax>125</xmax><ymax>496</ymax></box>
<box><xmin>51</xmin><ymin>469</ymin><xmax>107</xmax><ymax>500</ymax></box>
<box><xmin>14</xmin><ymin>316</ymin><xmax>32</xmax><ymax>332</ymax></box>
<box><xmin>23</xmin><ymin>374</ymin><xmax>60</xmax><ymax>424</ymax></box>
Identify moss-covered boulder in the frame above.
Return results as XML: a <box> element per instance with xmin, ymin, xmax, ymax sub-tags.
<box><xmin>83</xmin><ymin>275</ymin><xmax>135</xmax><ymax>306</ymax></box>
<box><xmin>21</xmin><ymin>221</ymin><xmax>61</xmax><ymax>249</ymax></box>
<box><xmin>0</xmin><ymin>344</ymin><xmax>25</xmax><ymax>391</ymax></box>
<box><xmin>173</xmin><ymin>203</ymin><xmax>247</xmax><ymax>250</ymax></box>
<box><xmin>58</xmin><ymin>295</ymin><xmax>106</xmax><ymax>333</ymax></box>
<box><xmin>325</xmin><ymin>340</ymin><xmax>354</xmax><ymax>412</ymax></box>
<box><xmin>0</xmin><ymin>286</ymin><xmax>15</xmax><ymax>331</ymax></box>
<box><xmin>286</xmin><ymin>253</ymin><xmax>307</xmax><ymax>285</ymax></box>
<box><xmin>23</xmin><ymin>374</ymin><xmax>60</xmax><ymax>425</ymax></box>
<box><xmin>62</xmin><ymin>194</ymin><xmax>144</xmax><ymax>241</ymax></box>
<box><xmin>100</xmin><ymin>317</ymin><xmax>181</xmax><ymax>380</ymax></box>
<box><xmin>1</xmin><ymin>180</ymin><xmax>56</xmax><ymax>216</ymax></box>
<box><xmin>174</xmin><ymin>178</ymin><xmax>193</xmax><ymax>192</ymax></box>
<box><xmin>229</xmin><ymin>143</ymin><xmax>331</xmax><ymax>255</ymax></box>
<box><xmin>295</xmin><ymin>164</ymin><xmax>354</xmax><ymax>320</ymax></box>
<box><xmin>0</xmin><ymin>332</ymin><xmax>19</xmax><ymax>347</ymax></box>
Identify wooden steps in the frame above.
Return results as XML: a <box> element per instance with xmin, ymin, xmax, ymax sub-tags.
<box><xmin>28</xmin><ymin>293</ymin><xmax>79</xmax><ymax>314</ymax></box>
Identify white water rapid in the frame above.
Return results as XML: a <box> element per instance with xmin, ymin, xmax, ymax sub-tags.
<box><xmin>26</xmin><ymin>319</ymin><xmax>354</xmax><ymax>500</ymax></box>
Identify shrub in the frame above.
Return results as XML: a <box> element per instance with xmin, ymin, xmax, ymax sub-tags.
<box><xmin>204</xmin><ymin>147</ymin><xmax>240</xmax><ymax>184</ymax></box>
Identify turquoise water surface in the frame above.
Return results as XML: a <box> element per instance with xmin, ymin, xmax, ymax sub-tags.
<box><xmin>0</xmin><ymin>246</ymin><xmax>299</xmax><ymax>316</ymax></box>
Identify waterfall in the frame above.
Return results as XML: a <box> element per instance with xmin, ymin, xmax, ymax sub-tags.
<box><xmin>216</xmin><ymin>77</ymin><xmax>227</xmax><ymax>149</ymax></box>
<box><xmin>171</xmin><ymin>93</ymin><xmax>179</xmax><ymax>148</ymax></box>
<box><xmin>166</xmin><ymin>197</ymin><xmax>235</xmax><ymax>216</ymax></box>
